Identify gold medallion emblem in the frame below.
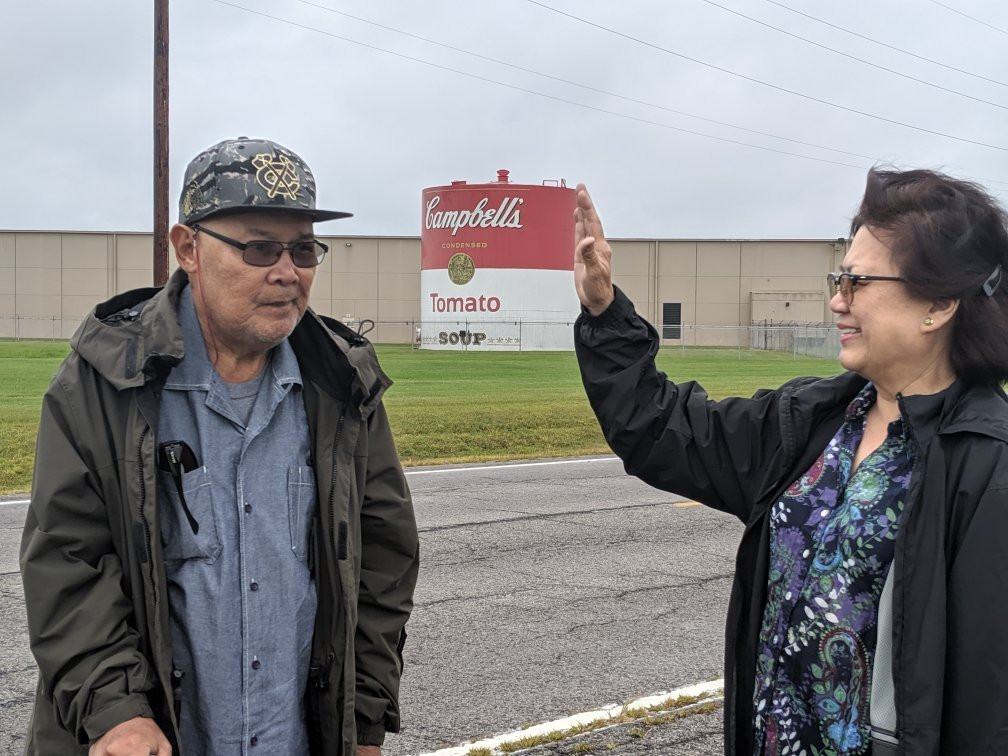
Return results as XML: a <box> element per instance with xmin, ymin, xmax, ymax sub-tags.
<box><xmin>252</xmin><ymin>153</ymin><xmax>301</xmax><ymax>200</ymax></box>
<box><xmin>181</xmin><ymin>183</ymin><xmax>203</xmax><ymax>217</ymax></box>
<box><xmin>448</xmin><ymin>252</ymin><xmax>476</xmax><ymax>285</ymax></box>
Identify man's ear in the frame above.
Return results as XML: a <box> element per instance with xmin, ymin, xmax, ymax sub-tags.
<box><xmin>926</xmin><ymin>297</ymin><xmax>959</xmax><ymax>330</ymax></box>
<box><xmin>169</xmin><ymin>224</ymin><xmax>198</xmax><ymax>274</ymax></box>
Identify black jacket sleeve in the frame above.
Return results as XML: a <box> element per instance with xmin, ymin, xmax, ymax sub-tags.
<box><xmin>575</xmin><ymin>287</ymin><xmax>790</xmax><ymax>523</ymax></box>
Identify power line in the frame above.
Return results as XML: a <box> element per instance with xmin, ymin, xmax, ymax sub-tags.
<box><xmin>206</xmin><ymin>0</ymin><xmax>1008</xmax><ymax>184</ymax></box>
<box><xmin>208</xmin><ymin>0</ymin><xmax>870</xmax><ymax>170</ymax></box>
<box><xmin>761</xmin><ymin>0</ymin><xmax>1008</xmax><ymax>89</ymax></box>
<box><xmin>291</xmin><ymin>0</ymin><xmax>876</xmax><ymax>161</ymax></box>
<box><xmin>525</xmin><ymin>0</ymin><xmax>1008</xmax><ymax>152</ymax></box>
<box><xmin>927</xmin><ymin>1</ymin><xmax>1008</xmax><ymax>36</ymax></box>
<box><xmin>697</xmin><ymin>0</ymin><xmax>1008</xmax><ymax>109</ymax></box>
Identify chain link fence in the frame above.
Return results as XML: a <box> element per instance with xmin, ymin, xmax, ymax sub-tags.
<box><xmin>413</xmin><ymin>319</ymin><xmax>575</xmax><ymax>351</ymax></box>
<box><xmin>749</xmin><ymin>321</ymin><xmax>839</xmax><ymax>359</ymax></box>
<box><xmin>661</xmin><ymin>323</ymin><xmax>838</xmax><ymax>359</ymax></box>
<box><xmin>0</xmin><ymin>315</ymin><xmax>81</xmax><ymax>340</ymax></box>
<box><xmin>2</xmin><ymin>315</ymin><xmax>839</xmax><ymax>359</ymax></box>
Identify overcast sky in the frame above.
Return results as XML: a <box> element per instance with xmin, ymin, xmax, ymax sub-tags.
<box><xmin>3</xmin><ymin>0</ymin><xmax>1007</xmax><ymax>239</ymax></box>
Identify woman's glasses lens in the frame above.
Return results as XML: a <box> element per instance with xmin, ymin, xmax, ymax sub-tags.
<box><xmin>827</xmin><ymin>273</ymin><xmax>853</xmax><ymax>302</ymax></box>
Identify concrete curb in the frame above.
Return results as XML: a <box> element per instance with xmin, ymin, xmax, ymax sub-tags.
<box><xmin>417</xmin><ymin>678</ymin><xmax>725</xmax><ymax>756</ymax></box>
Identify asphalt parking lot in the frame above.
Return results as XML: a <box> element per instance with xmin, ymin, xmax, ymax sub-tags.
<box><xmin>1</xmin><ymin>457</ymin><xmax>739</xmax><ymax>755</ymax></box>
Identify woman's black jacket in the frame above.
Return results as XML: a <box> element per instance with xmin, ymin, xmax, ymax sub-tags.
<box><xmin>574</xmin><ymin>288</ymin><xmax>1008</xmax><ymax>756</ymax></box>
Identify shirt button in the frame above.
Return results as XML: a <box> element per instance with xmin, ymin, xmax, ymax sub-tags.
<box><xmin>250</xmin><ymin>735</ymin><xmax>258</xmax><ymax>746</ymax></box>
<box><xmin>250</xmin><ymin>580</ymin><xmax>259</xmax><ymax>592</ymax></box>
<box><xmin>252</xmin><ymin>658</ymin><xmax>261</xmax><ymax>670</ymax></box>
<box><xmin>244</xmin><ymin>503</ymin><xmax>253</xmax><ymax>513</ymax></box>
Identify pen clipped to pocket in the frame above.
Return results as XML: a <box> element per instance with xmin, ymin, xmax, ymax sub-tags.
<box><xmin>157</xmin><ymin>440</ymin><xmax>201</xmax><ymax>534</ymax></box>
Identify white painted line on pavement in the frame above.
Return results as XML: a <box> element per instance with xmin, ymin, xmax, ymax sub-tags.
<box><xmin>405</xmin><ymin>457</ymin><xmax>618</xmax><ymax>476</ymax></box>
<box><xmin>4</xmin><ymin>459</ymin><xmax>621</xmax><ymax>502</ymax></box>
<box><xmin>417</xmin><ymin>678</ymin><xmax>724</xmax><ymax>756</ymax></box>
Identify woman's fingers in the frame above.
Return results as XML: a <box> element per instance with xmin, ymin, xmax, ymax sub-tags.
<box><xmin>572</xmin><ymin>183</ymin><xmax>614</xmax><ymax>315</ymax></box>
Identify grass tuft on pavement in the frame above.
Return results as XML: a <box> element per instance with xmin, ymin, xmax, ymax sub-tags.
<box><xmin>463</xmin><ymin>691</ymin><xmax>723</xmax><ymax>754</ymax></box>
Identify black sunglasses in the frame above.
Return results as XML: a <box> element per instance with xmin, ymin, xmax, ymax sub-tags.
<box><xmin>827</xmin><ymin>272</ymin><xmax>904</xmax><ymax>303</ymax></box>
<box><xmin>192</xmin><ymin>224</ymin><xmax>328</xmax><ymax>268</ymax></box>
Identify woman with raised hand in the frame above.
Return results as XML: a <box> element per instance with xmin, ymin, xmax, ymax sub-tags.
<box><xmin>573</xmin><ymin>168</ymin><xmax>1008</xmax><ymax>755</ymax></box>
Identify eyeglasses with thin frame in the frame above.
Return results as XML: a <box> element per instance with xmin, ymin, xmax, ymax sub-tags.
<box><xmin>191</xmin><ymin>224</ymin><xmax>328</xmax><ymax>268</ymax></box>
<box><xmin>826</xmin><ymin>272</ymin><xmax>905</xmax><ymax>303</ymax></box>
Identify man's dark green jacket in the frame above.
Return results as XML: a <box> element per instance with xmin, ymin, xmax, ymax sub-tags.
<box><xmin>21</xmin><ymin>270</ymin><xmax>419</xmax><ymax>754</ymax></box>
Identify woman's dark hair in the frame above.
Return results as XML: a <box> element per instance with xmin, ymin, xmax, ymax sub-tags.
<box><xmin>851</xmin><ymin>167</ymin><xmax>1008</xmax><ymax>386</ymax></box>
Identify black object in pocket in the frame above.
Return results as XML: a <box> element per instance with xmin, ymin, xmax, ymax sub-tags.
<box><xmin>158</xmin><ymin>440</ymin><xmax>200</xmax><ymax>534</ymax></box>
<box><xmin>160</xmin><ymin>466</ymin><xmax>222</xmax><ymax>563</ymax></box>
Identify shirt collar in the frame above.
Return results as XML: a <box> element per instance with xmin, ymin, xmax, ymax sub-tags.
<box><xmin>165</xmin><ymin>284</ymin><xmax>302</xmax><ymax>390</ymax></box>
<box><xmin>843</xmin><ymin>382</ymin><xmax>876</xmax><ymax>424</ymax></box>
<box><xmin>269</xmin><ymin>329</ymin><xmax>302</xmax><ymax>389</ymax></box>
<box><xmin>844</xmin><ymin>382</ymin><xmax>910</xmax><ymax>442</ymax></box>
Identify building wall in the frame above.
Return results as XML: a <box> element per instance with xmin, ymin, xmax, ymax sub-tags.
<box><xmin>311</xmin><ymin>235</ymin><xmax>422</xmax><ymax>345</ymax></box>
<box><xmin>615</xmin><ymin>238</ymin><xmax>846</xmax><ymax>345</ymax></box>
<box><xmin>0</xmin><ymin>231</ymin><xmax>847</xmax><ymax>343</ymax></box>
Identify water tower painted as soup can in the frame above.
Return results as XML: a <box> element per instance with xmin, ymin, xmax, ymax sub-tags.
<box><xmin>420</xmin><ymin>170</ymin><xmax>579</xmax><ymax>350</ymax></box>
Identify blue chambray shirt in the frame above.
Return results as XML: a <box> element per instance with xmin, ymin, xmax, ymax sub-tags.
<box><xmin>157</xmin><ymin>285</ymin><xmax>317</xmax><ymax>755</ymax></box>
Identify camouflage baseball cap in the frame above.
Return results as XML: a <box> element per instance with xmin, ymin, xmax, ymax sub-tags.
<box><xmin>178</xmin><ymin>136</ymin><xmax>352</xmax><ymax>226</ymax></box>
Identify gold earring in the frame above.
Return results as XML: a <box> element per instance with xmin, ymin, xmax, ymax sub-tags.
<box><xmin>924</xmin><ymin>316</ymin><xmax>934</xmax><ymax>326</ymax></box>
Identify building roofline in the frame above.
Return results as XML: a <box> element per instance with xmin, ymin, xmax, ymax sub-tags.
<box><xmin>0</xmin><ymin>230</ymin><xmax>848</xmax><ymax>244</ymax></box>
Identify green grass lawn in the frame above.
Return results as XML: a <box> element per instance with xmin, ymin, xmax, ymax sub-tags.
<box><xmin>0</xmin><ymin>341</ymin><xmax>841</xmax><ymax>494</ymax></box>
<box><xmin>1</xmin><ymin>341</ymin><xmax>73</xmax><ymax>494</ymax></box>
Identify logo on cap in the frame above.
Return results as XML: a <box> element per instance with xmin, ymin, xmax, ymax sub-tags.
<box><xmin>181</xmin><ymin>183</ymin><xmax>204</xmax><ymax>219</ymax></box>
<box><xmin>252</xmin><ymin>153</ymin><xmax>301</xmax><ymax>200</ymax></box>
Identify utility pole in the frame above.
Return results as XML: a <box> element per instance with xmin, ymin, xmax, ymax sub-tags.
<box><xmin>153</xmin><ymin>0</ymin><xmax>169</xmax><ymax>286</ymax></box>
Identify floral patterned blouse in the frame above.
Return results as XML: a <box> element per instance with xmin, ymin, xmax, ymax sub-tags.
<box><xmin>752</xmin><ymin>384</ymin><xmax>916</xmax><ymax>756</ymax></box>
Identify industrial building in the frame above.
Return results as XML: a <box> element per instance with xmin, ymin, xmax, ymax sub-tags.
<box><xmin>0</xmin><ymin>229</ymin><xmax>847</xmax><ymax>346</ymax></box>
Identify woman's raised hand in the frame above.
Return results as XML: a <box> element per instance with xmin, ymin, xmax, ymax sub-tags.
<box><xmin>573</xmin><ymin>184</ymin><xmax>615</xmax><ymax>316</ymax></box>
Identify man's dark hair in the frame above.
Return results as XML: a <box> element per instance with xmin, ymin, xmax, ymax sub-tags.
<box><xmin>851</xmin><ymin>167</ymin><xmax>1008</xmax><ymax>386</ymax></box>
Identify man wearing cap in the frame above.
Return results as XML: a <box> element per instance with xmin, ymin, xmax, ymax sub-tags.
<box><xmin>20</xmin><ymin>137</ymin><xmax>419</xmax><ymax>755</ymax></box>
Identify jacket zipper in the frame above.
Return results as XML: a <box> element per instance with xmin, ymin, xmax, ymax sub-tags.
<box><xmin>309</xmin><ymin>409</ymin><xmax>347</xmax><ymax>732</ymax></box>
<box><xmin>328</xmin><ymin>411</ymin><xmax>347</xmax><ymax>559</ymax></box>
<box><xmin>882</xmin><ymin>394</ymin><xmax>927</xmax><ymax>747</ymax></box>
<box><xmin>137</xmin><ymin>426</ymin><xmax>155</xmax><ymax>610</ymax></box>
<box><xmin>137</xmin><ymin>421</ymin><xmax>168</xmax><ymax>719</ymax></box>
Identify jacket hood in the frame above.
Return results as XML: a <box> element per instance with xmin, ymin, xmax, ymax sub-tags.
<box><xmin>71</xmin><ymin>269</ymin><xmax>391</xmax><ymax>412</ymax></box>
<box><xmin>907</xmin><ymin>379</ymin><xmax>1008</xmax><ymax>444</ymax></box>
<box><xmin>783</xmin><ymin>371</ymin><xmax>1008</xmax><ymax>446</ymax></box>
<box><xmin>70</xmin><ymin>271</ymin><xmax>187</xmax><ymax>391</ymax></box>
<box><xmin>292</xmin><ymin>307</ymin><xmax>393</xmax><ymax>415</ymax></box>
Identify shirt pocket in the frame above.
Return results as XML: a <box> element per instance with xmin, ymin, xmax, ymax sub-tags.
<box><xmin>288</xmin><ymin>465</ymin><xmax>317</xmax><ymax>562</ymax></box>
<box><xmin>160</xmin><ymin>466</ymin><xmax>223</xmax><ymax>564</ymax></box>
